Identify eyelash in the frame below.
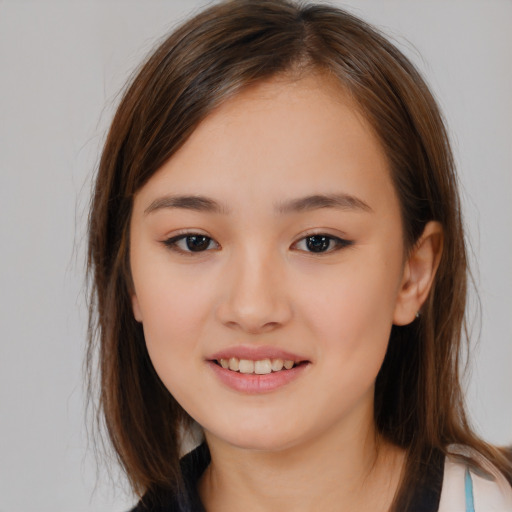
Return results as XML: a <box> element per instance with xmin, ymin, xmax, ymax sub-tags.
<box><xmin>162</xmin><ymin>232</ymin><xmax>353</xmax><ymax>256</ymax></box>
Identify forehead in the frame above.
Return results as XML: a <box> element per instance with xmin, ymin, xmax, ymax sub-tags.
<box><xmin>134</xmin><ymin>73</ymin><xmax>397</xmax><ymax>217</ymax></box>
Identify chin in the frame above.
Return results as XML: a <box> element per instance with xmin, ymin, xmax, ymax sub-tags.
<box><xmin>205</xmin><ymin>417</ymin><xmax>309</xmax><ymax>453</ymax></box>
<box><xmin>226</xmin><ymin>434</ymin><xmax>300</xmax><ymax>453</ymax></box>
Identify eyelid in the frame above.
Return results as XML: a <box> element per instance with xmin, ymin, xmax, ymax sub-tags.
<box><xmin>291</xmin><ymin>232</ymin><xmax>353</xmax><ymax>254</ymax></box>
<box><xmin>295</xmin><ymin>228</ymin><xmax>350</xmax><ymax>240</ymax></box>
<box><xmin>162</xmin><ymin>230</ymin><xmax>220</xmax><ymax>255</ymax></box>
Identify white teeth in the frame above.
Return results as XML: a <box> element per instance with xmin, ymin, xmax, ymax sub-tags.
<box><xmin>218</xmin><ymin>357</ymin><xmax>299</xmax><ymax>373</ymax></box>
<box><xmin>254</xmin><ymin>359</ymin><xmax>272</xmax><ymax>375</ymax></box>
<box><xmin>271</xmin><ymin>358</ymin><xmax>284</xmax><ymax>371</ymax></box>
<box><xmin>238</xmin><ymin>359</ymin><xmax>254</xmax><ymax>374</ymax></box>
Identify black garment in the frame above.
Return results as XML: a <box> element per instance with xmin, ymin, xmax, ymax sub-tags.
<box><xmin>130</xmin><ymin>443</ymin><xmax>210</xmax><ymax>512</ymax></box>
<box><xmin>131</xmin><ymin>443</ymin><xmax>444</xmax><ymax>512</ymax></box>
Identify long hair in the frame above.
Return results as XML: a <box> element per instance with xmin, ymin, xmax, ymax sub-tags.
<box><xmin>86</xmin><ymin>0</ymin><xmax>512</xmax><ymax>508</ymax></box>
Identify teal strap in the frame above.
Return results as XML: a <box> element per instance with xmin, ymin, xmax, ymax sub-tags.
<box><xmin>465</xmin><ymin>466</ymin><xmax>475</xmax><ymax>512</ymax></box>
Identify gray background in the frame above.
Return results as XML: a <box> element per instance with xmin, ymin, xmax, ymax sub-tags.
<box><xmin>0</xmin><ymin>1</ymin><xmax>510</xmax><ymax>510</ymax></box>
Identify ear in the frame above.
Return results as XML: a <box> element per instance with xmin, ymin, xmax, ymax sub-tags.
<box><xmin>131</xmin><ymin>294</ymin><xmax>143</xmax><ymax>322</ymax></box>
<box><xmin>393</xmin><ymin>221</ymin><xmax>443</xmax><ymax>326</ymax></box>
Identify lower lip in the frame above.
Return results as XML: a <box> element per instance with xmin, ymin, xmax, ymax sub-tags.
<box><xmin>207</xmin><ymin>361</ymin><xmax>310</xmax><ymax>394</ymax></box>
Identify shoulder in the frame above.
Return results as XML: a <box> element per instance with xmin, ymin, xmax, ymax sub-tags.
<box><xmin>438</xmin><ymin>445</ymin><xmax>512</xmax><ymax>512</ymax></box>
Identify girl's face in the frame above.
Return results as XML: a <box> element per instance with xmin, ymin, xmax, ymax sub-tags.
<box><xmin>130</xmin><ymin>74</ymin><xmax>411</xmax><ymax>452</ymax></box>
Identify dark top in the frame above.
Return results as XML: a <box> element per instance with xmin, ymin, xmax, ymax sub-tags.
<box><xmin>131</xmin><ymin>442</ymin><xmax>444</xmax><ymax>512</ymax></box>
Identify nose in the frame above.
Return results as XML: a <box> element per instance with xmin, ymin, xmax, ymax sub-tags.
<box><xmin>215</xmin><ymin>246</ymin><xmax>293</xmax><ymax>334</ymax></box>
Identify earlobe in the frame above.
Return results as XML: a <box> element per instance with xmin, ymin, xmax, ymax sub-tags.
<box><xmin>132</xmin><ymin>294</ymin><xmax>143</xmax><ymax>322</ymax></box>
<box><xmin>393</xmin><ymin>221</ymin><xmax>443</xmax><ymax>326</ymax></box>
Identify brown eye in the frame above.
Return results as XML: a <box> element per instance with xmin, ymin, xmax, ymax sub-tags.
<box><xmin>183</xmin><ymin>235</ymin><xmax>211</xmax><ymax>251</ymax></box>
<box><xmin>163</xmin><ymin>234</ymin><xmax>219</xmax><ymax>254</ymax></box>
<box><xmin>305</xmin><ymin>235</ymin><xmax>331</xmax><ymax>253</ymax></box>
<box><xmin>294</xmin><ymin>234</ymin><xmax>353</xmax><ymax>254</ymax></box>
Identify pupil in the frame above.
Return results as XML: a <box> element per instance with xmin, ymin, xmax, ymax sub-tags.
<box><xmin>306</xmin><ymin>235</ymin><xmax>330</xmax><ymax>252</ymax></box>
<box><xmin>186</xmin><ymin>235</ymin><xmax>210</xmax><ymax>251</ymax></box>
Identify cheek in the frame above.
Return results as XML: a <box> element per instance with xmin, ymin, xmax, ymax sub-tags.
<box><xmin>293</xmin><ymin>259</ymin><xmax>400</xmax><ymax>418</ymax></box>
<box><xmin>297</xmin><ymin>250</ymin><xmax>402</xmax><ymax>362</ymax></box>
<box><xmin>141</xmin><ymin>287</ymin><xmax>207</xmax><ymax>346</ymax></box>
<box><xmin>131</xmin><ymin>261</ymin><xmax>215</xmax><ymax>386</ymax></box>
<box><xmin>137</xmin><ymin>279</ymin><xmax>215</xmax><ymax>414</ymax></box>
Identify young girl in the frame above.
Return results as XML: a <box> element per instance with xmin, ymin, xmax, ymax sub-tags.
<box><xmin>87</xmin><ymin>1</ymin><xmax>512</xmax><ymax>511</ymax></box>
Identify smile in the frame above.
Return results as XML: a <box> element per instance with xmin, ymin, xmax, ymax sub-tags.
<box><xmin>208</xmin><ymin>357</ymin><xmax>310</xmax><ymax>394</ymax></box>
<box><xmin>216</xmin><ymin>357</ymin><xmax>299</xmax><ymax>374</ymax></box>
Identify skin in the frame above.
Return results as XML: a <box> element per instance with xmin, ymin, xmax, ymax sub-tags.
<box><xmin>130</xmin><ymin>73</ymin><xmax>443</xmax><ymax>512</ymax></box>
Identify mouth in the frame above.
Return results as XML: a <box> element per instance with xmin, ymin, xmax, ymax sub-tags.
<box><xmin>208</xmin><ymin>357</ymin><xmax>311</xmax><ymax>393</ymax></box>
<box><xmin>207</xmin><ymin>347</ymin><xmax>311</xmax><ymax>393</ymax></box>
<box><xmin>213</xmin><ymin>357</ymin><xmax>309</xmax><ymax>375</ymax></box>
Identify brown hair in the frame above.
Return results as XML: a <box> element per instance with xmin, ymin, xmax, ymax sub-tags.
<box><xmin>87</xmin><ymin>0</ymin><xmax>512</xmax><ymax>508</ymax></box>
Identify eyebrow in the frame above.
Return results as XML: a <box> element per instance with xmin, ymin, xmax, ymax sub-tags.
<box><xmin>144</xmin><ymin>193</ymin><xmax>373</xmax><ymax>216</ymax></box>
<box><xmin>275</xmin><ymin>193</ymin><xmax>373</xmax><ymax>214</ymax></box>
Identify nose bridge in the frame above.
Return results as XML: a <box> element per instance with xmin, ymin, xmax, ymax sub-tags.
<box><xmin>218</xmin><ymin>240</ymin><xmax>292</xmax><ymax>333</ymax></box>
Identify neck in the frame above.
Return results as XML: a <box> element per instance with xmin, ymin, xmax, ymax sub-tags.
<box><xmin>198</xmin><ymin>408</ymin><xmax>405</xmax><ymax>512</ymax></box>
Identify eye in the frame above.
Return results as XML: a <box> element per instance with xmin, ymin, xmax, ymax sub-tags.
<box><xmin>293</xmin><ymin>234</ymin><xmax>352</xmax><ymax>254</ymax></box>
<box><xmin>163</xmin><ymin>233</ymin><xmax>220</xmax><ymax>254</ymax></box>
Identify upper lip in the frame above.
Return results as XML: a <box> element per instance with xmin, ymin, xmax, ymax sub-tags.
<box><xmin>209</xmin><ymin>345</ymin><xmax>309</xmax><ymax>363</ymax></box>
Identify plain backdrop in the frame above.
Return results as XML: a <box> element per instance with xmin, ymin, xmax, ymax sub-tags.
<box><xmin>0</xmin><ymin>1</ymin><xmax>510</xmax><ymax>511</ymax></box>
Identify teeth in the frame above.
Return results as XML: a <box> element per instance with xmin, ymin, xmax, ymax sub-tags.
<box><xmin>271</xmin><ymin>358</ymin><xmax>284</xmax><ymax>371</ymax></box>
<box><xmin>218</xmin><ymin>357</ymin><xmax>297</xmax><ymax>374</ymax></box>
<box><xmin>254</xmin><ymin>359</ymin><xmax>272</xmax><ymax>375</ymax></box>
<box><xmin>239</xmin><ymin>359</ymin><xmax>254</xmax><ymax>374</ymax></box>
